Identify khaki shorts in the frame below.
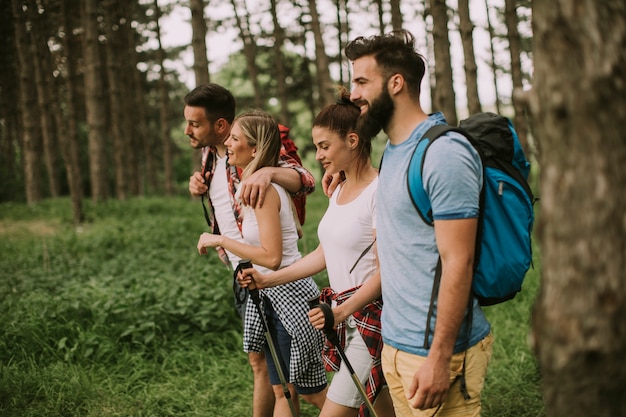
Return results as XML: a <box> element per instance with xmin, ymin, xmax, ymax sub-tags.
<box><xmin>382</xmin><ymin>333</ymin><xmax>494</xmax><ymax>416</ymax></box>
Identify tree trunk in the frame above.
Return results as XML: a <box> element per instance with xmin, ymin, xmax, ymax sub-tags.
<box><xmin>307</xmin><ymin>0</ymin><xmax>335</xmax><ymax>107</ymax></box>
<box><xmin>31</xmin><ymin>7</ymin><xmax>62</xmax><ymax>199</ymax></box>
<box><xmin>484</xmin><ymin>0</ymin><xmax>502</xmax><ymax>114</ymax></box>
<box><xmin>297</xmin><ymin>34</ymin><xmax>317</xmax><ymax>137</ymax></box>
<box><xmin>428</xmin><ymin>0</ymin><xmax>458</xmax><ymax>126</ymax></box>
<box><xmin>423</xmin><ymin>6</ymin><xmax>436</xmax><ymax>114</ymax></box>
<box><xmin>530</xmin><ymin>1</ymin><xmax>626</xmax><ymax>416</ymax></box>
<box><xmin>104</xmin><ymin>0</ymin><xmax>128</xmax><ymax>200</ymax></box>
<box><xmin>269</xmin><ymin>0</ymin><xmax>289</xmax><ymax>126</ymax></box>
<box><xmin>0</xmin><ymin>110</ymin><xmax>20</xmax><ymax>201</ymax></box>
<box><xmin>374</xmin><ymin>0</ymin><xmax>385</xmax><ymax>34</ymax></box>
<box><xmin>82</xmin><ymin>0</ymin><xmax>110</xmax><ymax>202</ymax></box>
<box><xmin>154</xmin><ymin>0</ymin><xmax>174</xmax><ymax>196</ymax></box>
<box><xmin>112</xmin><ymin>0</ymin><xmax>140</xmax><ymax>196</ymax></box>
<box><xmin>390</xmin><ymin>0</ymin><xmax>403</xmax><ymax>32</ymax></box>
<box><xmin>0</xmin><ymin>0</ymin><xmax>21</xmax><ymax>201</ymax></box>
<box><xmin>187</xmin><ymin>0</ymin><xmax>207</xmax><ymax>175</ymax></box>
<box><xmin>12</xmin><ymin>0</ymin><xmax>43</xmax><ymax>204</ymax></box>
<box><xmin>49</xmin><ymin>76</ymin><xmax>81</xmax><ymax>222</ymax></box>
<box><xmin>336</xmin><ymin>0</ymin><xmax>350</xmax><ymax>85</ymax></box>
<box><xmin>504</xmin><ymin>0</ymin><xmax>529</xmax><ymax>154</ymax></box>
<box><xmin>190</xmin><ymin>0</ymin><xmax>210</xmax><ymax>85</ymax></box>
<box><xmin>231</xmin><ymin>0</ymin><xmax>263</xmax><ymax>108</ymax></box>
<box><xmin>59</xmin><ymin>0</ymin><xmax>84</xmax><ymax>223</ymax></box>
<box><xmin>127</xmin><ymin>0</ymin><xmax>157</xmax><ymax>194</ymax></box>
<box><xmin>457</xmin><ymin>0</ymin><xmax>482</xmax><ymax>116</ymax></box>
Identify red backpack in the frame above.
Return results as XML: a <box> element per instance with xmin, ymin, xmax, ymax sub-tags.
<box><xmin>278</xmin><ymin>124</ymin><xmax>307</xmax><ymax>226</ymax></box>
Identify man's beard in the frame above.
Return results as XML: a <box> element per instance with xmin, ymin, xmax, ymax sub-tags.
<box><xmin>356</xmin><ymin>88</ymin><xmax>394</xmax><ymax>140</ymax></box>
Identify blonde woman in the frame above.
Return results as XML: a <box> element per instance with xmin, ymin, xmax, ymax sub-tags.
<box><xmin>197</xmin><ymin>110</ymin><xmax>327</xmax><ymax>416</ymax></box>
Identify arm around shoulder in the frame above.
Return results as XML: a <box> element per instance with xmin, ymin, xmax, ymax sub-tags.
<box><xmin>277</xmin><ymin>152</ymin><xmax>316</xmax><ymax>196</ymax></box>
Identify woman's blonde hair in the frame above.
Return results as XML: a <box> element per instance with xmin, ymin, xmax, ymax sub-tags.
<box><xmin>235</xmin><ymin>110</ymin><xmax>282</xmax><ymax>179</ymax></box>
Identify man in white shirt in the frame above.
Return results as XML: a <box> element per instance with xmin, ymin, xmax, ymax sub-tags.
<box><xmin>185</xmin><ymin>83</ymin><xmax>315</xmax><ymax>417</ymax></box>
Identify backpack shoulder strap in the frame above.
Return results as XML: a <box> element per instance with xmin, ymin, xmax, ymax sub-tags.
<box><xmin>349</xmin><ymin>238</ymin><xmax>376</xmax><ymax>274</ymax></box>
<box><xmin>408</xmin><ymin>125</ymin><xmax>474</xmax><ymax>225</ymax></box>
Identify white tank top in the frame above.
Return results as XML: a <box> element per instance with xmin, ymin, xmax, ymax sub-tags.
<box><xmin>239</xmin><ymin>183</ymin><xmax>302</xmax><ymax>274</ymax></box>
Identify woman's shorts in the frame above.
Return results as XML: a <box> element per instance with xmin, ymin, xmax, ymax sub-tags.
<box><xmin>326</xmin><ymin>317</ymin><xmax>374</xmax><ymax>408</ymax></box>
<box><xmin>263</xmin><ymin>299</ymin><xmax>327</xmax><ymax>395</ymax></box>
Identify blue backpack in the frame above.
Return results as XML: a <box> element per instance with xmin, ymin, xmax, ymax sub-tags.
<box><xmin>408</xmin><ymin>112</ymin><xmax>535</xmax><ymax>306</ymax></box>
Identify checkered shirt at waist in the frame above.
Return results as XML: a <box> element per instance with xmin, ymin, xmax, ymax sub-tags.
<box><xmin>243</xmin><ymin>277</ymin><xmax>326</xmax><ymax>389</ymax></box>
<box><xmin>319</xmin><ymin>286</ymin><xmax>384</xmax><ymax>417</ymax></box>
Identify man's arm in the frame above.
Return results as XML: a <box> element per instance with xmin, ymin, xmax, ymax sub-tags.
<box><xmin>239</xmin><ymin>149</ymin><xmax>315</xmax><ymax>208</ymax></box>
<box><xmin>321</xmin><ymin>170</ymin><xmax>344</xmax><ymax>198</ymax></box>
<box><xmin>407</xmin><ymin>217</ymin><xmax>477</xmax><ymax>410</ymax></box>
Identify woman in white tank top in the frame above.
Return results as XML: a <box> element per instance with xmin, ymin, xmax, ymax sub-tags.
<box><xmin>197</xmin><ymin>111</ymin><xmax>328</xmax><ymax>414</ymax></box>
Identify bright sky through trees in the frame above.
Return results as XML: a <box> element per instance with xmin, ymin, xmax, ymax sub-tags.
<box><xmin>158</xmin><ymin>0</ymin><xmax>528</xmax><ymax>111</ymax></box>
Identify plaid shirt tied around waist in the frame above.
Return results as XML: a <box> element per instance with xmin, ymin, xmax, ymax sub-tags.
<box><xmin>319</xmin><ymin>286</ymin><xmax>384</xmax><ymax>417</ymax></box>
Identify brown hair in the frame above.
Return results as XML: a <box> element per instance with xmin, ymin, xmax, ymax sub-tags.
<box><xmin>183</xmin><ymin>83</ymin><xmax>236</xmax><ymax>124</ymax></box>
<box><xmin>345</xmin><ymin>30</ymin><xmax>426</xmax><ymax>97</ymax></box>
<box><xmin>313</xmin><ymin>87</ymin><xmax>372</xmax><ymax>161</ymax></box>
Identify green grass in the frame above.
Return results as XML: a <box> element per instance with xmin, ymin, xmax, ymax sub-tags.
<box><xmin>0</xmin><ymin>191</ymin><xmax>543</xmax><ymax>416</ymax></box>
<box><xmin>482</xmin><ymin>260</ymin><xmax>545</xmax><ymax>416</ymax></box>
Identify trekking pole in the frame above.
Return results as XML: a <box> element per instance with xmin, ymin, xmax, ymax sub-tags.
<box><xmin>238</xmin><ymin>260</ymin><xmax>298</xmax><ymax>417</ymax></box>
<box><xmin>307</xmin><ymin>296</ymin><xmax>379</xmax><ymax>417</ymax></box>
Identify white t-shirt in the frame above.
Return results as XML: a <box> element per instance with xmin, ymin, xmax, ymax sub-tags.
<box><xmin>209</xmin><ymin>155</ymin><xmax>245</xmax><ymax>268</ymax></box>
<box><xmin>317</xmin><ymin>177</ymin><xmax>378</xmax><ymax>294</ymax></box>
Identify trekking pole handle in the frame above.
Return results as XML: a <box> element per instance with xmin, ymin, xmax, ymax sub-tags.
<box><xmin>307</xmin><ymin>296</ymin><xmax>336</xmax><ymax>333</ymax></box>
<box><xmin>307</xmin><ymin>295</ymin><xmax>320</xmax><ymax>310</ymax></box>
<box><xmin>238</xmin><ymin>259</ymin><xmax>256</xmax><ymax>291</ymax></box>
